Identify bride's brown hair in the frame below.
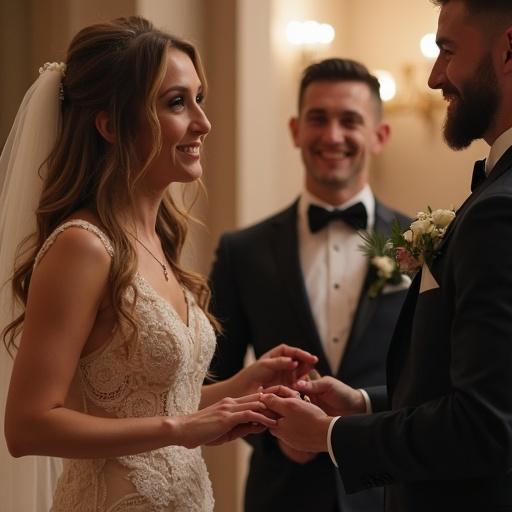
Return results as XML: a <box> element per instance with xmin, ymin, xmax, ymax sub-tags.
<box><xmin>3</xmin><ymin>16</ymin><xmax>218</xmax><ymax>354</ymax></box>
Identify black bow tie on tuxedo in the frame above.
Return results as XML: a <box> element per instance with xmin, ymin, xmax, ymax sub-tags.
<box><xmin>307</xmin><ymin>202</ymin><xmax>368</xmax><ymax>233</ymax></box>
<box><xmin>471</xmin><ymin>159</ymin><xmax>487</xmax><ymax>192</ymax></box>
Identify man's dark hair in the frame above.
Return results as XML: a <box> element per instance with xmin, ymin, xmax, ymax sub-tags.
<box><xmin>431</xmin><ymin>0</ymin><xmax>512</xmax><ymax>19</ymax></box>
<box><xmin>431</xmin><ymin>0</ymin><xmax>511</xmax><ymax>10</ymax></box>
<box><xmin>298</xmin><ymin>58</ymin><xmax>382</xmax><ymax>116</ymax></box>
<box><xmin>431</xmin><ymin>0</ymin><xmax>512</xmax><ymax>39</ymax></box>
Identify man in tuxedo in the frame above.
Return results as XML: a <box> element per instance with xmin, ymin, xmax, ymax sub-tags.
<box><xmin>209</xmin><ymin>58</ymin><xmax>409</xmax><ymax>512</ymax></box>
<box><xmin>261</xmin><ymin>1</ymin><xmax>512</xmax><ymax>511</ymax></box>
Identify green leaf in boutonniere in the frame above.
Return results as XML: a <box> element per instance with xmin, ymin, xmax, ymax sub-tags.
<box><xmin>359</xmin><ymin>229</ymin><xmax>404</xmax><ymax>298</ymax></box>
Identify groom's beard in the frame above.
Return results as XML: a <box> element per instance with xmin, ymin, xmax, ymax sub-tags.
<box><xmin>443</xmin><ymin>55</ymin><xmax>500</xmax><ymax>150</ymax></box>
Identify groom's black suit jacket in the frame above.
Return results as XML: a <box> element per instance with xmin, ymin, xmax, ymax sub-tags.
<box><xmin>209</xmin><ymin>198</ymin><xmax>409</xmax><ymax>512</ymax></box>
<box><xmin>333</xmin><ymin>147</ymin><xmax>512</xmax><ymax>512</ymax></box>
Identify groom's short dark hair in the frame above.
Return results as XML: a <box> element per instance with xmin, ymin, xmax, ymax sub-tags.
<box><xmin>298</xmin><ymin>58</ymin><xmax>382</xmax><ymax>116</ymax></box>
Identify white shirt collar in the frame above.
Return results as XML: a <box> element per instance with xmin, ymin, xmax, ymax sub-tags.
<box><xmin>486</xmin><ymin>125</ymin><xmax>512</xmax><ymax>174</ymax></box>
<box><xmin>298</xmin><ymin>184</ymin><xmax>376</xmax><ymax>231</ymax></box>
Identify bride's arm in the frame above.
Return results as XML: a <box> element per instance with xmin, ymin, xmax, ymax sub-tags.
<box><xmin>200</xmin><ymin>345</ymin><xmax>318</xmax><ymax>409</ymax></box>
<box><xmin>5</xmin><ymin>229</ymin><xmax>274</xmax><ymax>458</ymax></box>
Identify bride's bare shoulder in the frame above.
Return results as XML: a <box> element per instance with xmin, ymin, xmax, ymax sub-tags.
<box><xmin>36</xmin><ymin>214</ymin><xmax>112</xmax><ymax>272</ymax></box>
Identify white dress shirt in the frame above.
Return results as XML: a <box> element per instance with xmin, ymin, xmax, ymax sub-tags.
<box><xmin>298</xmin><ymin>185</ymin><xmax>375</xmax><ymax>374</ymax></box>
<box><xmin>486</xmin><ymin>125</ymin><xmax>512</xmax><ymax>174</ymax></box>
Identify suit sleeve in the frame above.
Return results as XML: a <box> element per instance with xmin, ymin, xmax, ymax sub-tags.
<box><xmin>365</xmin><ymin>385</ymin><xmax>388</xmax><ymax>412</ymax></box>
<box><xmin>332</xmin><ymin>196</ymin><xmax>512</xmax><ymax>492</ymax></box>
<box><xmin>208</xmin><ymin>234</ymin><xmax>251</xmax><ymax>381</ymax></box>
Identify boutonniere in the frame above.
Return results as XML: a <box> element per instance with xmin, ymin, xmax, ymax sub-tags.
<box><xmin>393</xmin><ymin>207</ymin><xmax>456</xmax><ymax>273</ymax></box>
<box><xmin>359</xmin><ymin>229</ymin><xmax>406</xmax><ymax>298</ymax></box>
<box><xmin>359</xmin><ymin>207</ymin><xmax>456</xmax><ymax>298</ymax></box>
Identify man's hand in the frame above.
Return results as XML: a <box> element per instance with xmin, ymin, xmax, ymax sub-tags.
<box><xmin>259</xmin><ymin>393</ymin><xmax>332</xmax><ymax>453</ymax></box>
<box><xmin>293</xmin><ymin>376</ymin><xmax>366</xmax><ymax>416</ymax></box>
<box><xmin>278</xmin><ymin>438</ymin><xmax>317</xmax><ymax>464</ymax></box>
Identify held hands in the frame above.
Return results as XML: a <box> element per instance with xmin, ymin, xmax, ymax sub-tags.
<box><xmin>259</xmin><ymin>386</ymin><xmax>331</xmax><ymax>454</ymax></box>
<box><xmin>293</xmin><ymin>376</ymin><xmax>367</xmax><ymax>416</ymax></box>
<box><xmin>235</xmin><ymin>344</ymin><xmax>318</xmax><ymax>396</ymax></box>
<box><xmin>172</xmin><ymin>393</ymin><xmax>277</xmax><ymax>449</ymax></box>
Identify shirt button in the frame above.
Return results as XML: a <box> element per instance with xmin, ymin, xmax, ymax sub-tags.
<box><xmin>333</xmin><ymin>337</ymin><xmax>339</xmax><ymax>343</ymax></box>
<box><xmin>334</xmin><ymin>283</ymin><xmax>340</xmax><ymax>290</ymax></box>
<box><xmin>333</xmin><ymin>244</ymin><xmax>340</xmax><ymax>252</ymax></box>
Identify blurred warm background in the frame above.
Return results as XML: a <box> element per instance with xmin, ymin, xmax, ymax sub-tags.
<box><xmin>0</xmin><ymin>1</ymin><xmax>488</xmax><ymax>511</ymax></box>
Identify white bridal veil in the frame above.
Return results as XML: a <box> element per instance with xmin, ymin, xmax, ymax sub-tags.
<box><xmin>0</xmin><ymin>64</ymin><xmax>64</xmax><ymax>511</ymax></box>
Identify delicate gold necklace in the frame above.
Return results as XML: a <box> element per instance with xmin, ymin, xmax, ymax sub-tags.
<box><xmin>128</xmin><ymin>232</ymin><xmax>169</xmax><ymax>281</ymax></box>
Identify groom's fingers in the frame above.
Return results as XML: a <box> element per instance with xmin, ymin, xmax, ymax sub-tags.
<box><xmin>293</xmin><ymin>378</ymin><xmax>328</xmax><ymax>395</ymax></box>
<box><xmin>262</xmin><ymin>385</ymin><xmax>300</xmax><ymax>398</ymax></box>
<box><xmin>259</xmin><ymin>393</ymin><xmax>293</xmax><ymax>416</ymax></box>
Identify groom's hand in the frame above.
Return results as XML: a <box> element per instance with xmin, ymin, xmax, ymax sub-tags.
<box><xmin>277</xmin><ymin>439</ymin><xmax>316</xmax><ymax>464</ymax></box>
<box><xmin>260</xmin><ymin>393</ymin><xmax>332</xmax><ymax>453</ymax></box>
<box><xmin>293</xmin><ymin>376</ymin><xmax>366</xmax><ymax>416</ymax></box>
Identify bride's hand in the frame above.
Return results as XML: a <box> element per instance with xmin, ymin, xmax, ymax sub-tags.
<box><xmin>172</xmin><ymin>393</ymin><xmax>276</xmax><ymax>449</ymax></box>
<box><xmin>235</xmin><ymin>344</ymin><xmax>318</xmax><ymax>395</ymax></box>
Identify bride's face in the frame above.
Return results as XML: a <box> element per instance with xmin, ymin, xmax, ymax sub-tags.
<box><xmin>136</xmin><ymin>48</ymin><xmax>211</xmax><ymax>190</ymax></box>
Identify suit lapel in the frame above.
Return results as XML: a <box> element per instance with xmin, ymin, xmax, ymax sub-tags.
<box><xmin>437</xmin><ymin>146</ymin><xmax>512</xmax><ymax>255</ymax></box>
<box><xmin>387</xmin><ymin>146</ymin><xmax>512</xmax><ymax>397</ymax></box>
<box><xmin>386</xmin><ymin>272</ymin><xmax>421</xmax><ymax>397</ymax></box>
<box><xmin>270</xmin><ymin>201</ymin><xmax>332</xmax><ymax>376</ymax></box>
<box><xmin>337</xmin><ymin>201</ymin><xmax>397</xmax><ymax>377</ymax></box>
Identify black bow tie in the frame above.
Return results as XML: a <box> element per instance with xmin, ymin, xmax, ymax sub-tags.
<box><xmin>308</xmin><ymin>202</ymin><xmax>368</xmax><ymax>233</ymax></box>
<box><xmin>471</xmin><ymin>159</ymin><xmax>487</xmax><ymax>192</ymax></box>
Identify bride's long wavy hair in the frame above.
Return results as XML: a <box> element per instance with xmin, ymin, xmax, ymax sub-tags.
<box><xmin>3</xmin><ymin>16</ymin><xmax>218</xmax><ymax>354</ymax></box>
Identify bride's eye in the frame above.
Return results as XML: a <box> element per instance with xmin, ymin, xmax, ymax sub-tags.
<box><xmin>168</xmin><ymin>96</ymin><xmax>185</xmax><ymax>111</ymax></box>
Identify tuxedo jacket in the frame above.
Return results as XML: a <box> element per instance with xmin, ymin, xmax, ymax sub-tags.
<box><xmin>209</xmin><ymin>198</ymin><xmax>410</xmax><ymax>512</ymax></box>
<box><xmin>332</xmin><ymin>147</ymin><xmax>512</xmax><ymax>512</ymax></box>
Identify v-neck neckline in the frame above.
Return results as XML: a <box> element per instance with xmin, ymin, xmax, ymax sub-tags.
<box><xmin>136</xmin><ymin>273</ymin><xmax>191</xmax><ymax>330</ymax></box>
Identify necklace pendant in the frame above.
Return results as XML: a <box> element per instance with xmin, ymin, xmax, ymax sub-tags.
<box><xmin>162</xmin><ymin>264</ymin><xmax>169</xmax><ymax>281</ymax></box>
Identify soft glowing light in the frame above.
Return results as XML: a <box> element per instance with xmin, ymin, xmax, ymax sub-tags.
<box><xmin>318</xmin><ymin>23</ymin><xmax>335</xmax><ymax>44</ymax></box>
<box><xmin>420</xmin><ymin>33</ymin><xmax>439</xmax><ymax>59</ymax></box>
<box><xmin>286</xmin><ymin>20</ymin><xmax>335</xmax><ymax>46</ymax></box>
<box><xmin>286</xmin><ymin>21</ymin><xmax>304</xmax><ymax>45</ymax></box>
<box><xmin>374</xmin><ymin>69</ymin><xmax>397</xmax><ymax>102</ymax></box>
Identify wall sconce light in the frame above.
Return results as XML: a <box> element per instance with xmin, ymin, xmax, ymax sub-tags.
<box><xmin>376</xmin><ymin>33</ymin><xmax>445</xmax><ymax>125</ymax></box>
<box><xmin>286</xmin><ymin>20</ymin><xmax>335</xmax><ymax>65</ymax></box>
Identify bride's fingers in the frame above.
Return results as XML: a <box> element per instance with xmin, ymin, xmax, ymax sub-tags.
<box><xmin>229</xmin><ymin>410</ymin><xmax>277</xmax><ymax>428</ymax></box>
<box><xmin>276</xmin><ymin>345</ymin><xmax>318</xmax><ymax>365</ymax></box>
<box><xmin>206</xmin><ymin>423</ymin><xmax>266</xmax><ymax>446</ymax></box>
<box><xmin>260</xmin><ymin>356</ymin><xmax>298</xmax><ymax>371</ymax></box>
<box><xmin>227</xmin><ymin>392</ymin><xmax>267</xmax><ymax>404</ymax></box>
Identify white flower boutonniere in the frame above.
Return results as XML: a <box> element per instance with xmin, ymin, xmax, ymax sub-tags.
<box><xmin>359</xmin><ymin>230</ymin><xmax>405</xmax><ymax>298</ymax></box>
<box><xmin>394</xmin><ymin>207</ymin><xmax>455</xmax><ymax>273</ymax></box>
<box><xmin>360</xmin><ymin>207</ymin><xmax>456</xmax><ymax>297</ymax></box>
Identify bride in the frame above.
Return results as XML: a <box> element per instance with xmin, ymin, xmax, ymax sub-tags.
<box><xmin>1</xmin><ymin>16</ymin><xmax>317</xmax><ymax>511</ymax></box>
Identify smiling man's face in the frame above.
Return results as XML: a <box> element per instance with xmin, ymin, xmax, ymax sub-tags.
<box><xmin>290</xmin><ymin>80</ymin><xmax>386</xmax><ymax>199</ymax></box>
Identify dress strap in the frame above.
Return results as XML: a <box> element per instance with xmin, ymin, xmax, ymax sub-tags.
<box><xmin>34</xmin><ymin>219</ymin><xmax>114</xmax><ymax>268</ymax></box>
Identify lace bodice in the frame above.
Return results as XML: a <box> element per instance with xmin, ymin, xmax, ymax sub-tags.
<box><xmin>38</xmin><ymin>220</ymin><xmax>216</xmax><ymax>512</ymax></box>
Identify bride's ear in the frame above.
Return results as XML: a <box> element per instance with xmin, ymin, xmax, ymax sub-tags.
<box><xmin>95</xmin><ymin>111</ymin><xmax>115</xmax><ymax>143</ymax></box>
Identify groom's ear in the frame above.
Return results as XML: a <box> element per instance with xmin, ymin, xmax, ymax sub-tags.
<box><xmin>95</xmin><ymin>111</ymin><xmax>115</xmax><ymax>144</ymax></box>
<box><xmin>371</xmin><ymin>122</ymin><xmax>391</xmax><ymax>154</ymax></box>
<box><xmin>289</xmin><ymin>116</ymin><xmax>300</xmax><ymax>147</ymax></box>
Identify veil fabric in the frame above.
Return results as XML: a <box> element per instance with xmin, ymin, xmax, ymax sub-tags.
<box><xmin>0</xmin><ymin>65</ymin><xmax>64</xmax><ymax>512</ymax></box>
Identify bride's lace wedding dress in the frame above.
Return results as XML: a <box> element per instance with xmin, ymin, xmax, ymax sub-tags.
<box><xmin>39</xmin><ymin>220</ymin><xmax>216</xmax><ymax>512</ymax></box>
